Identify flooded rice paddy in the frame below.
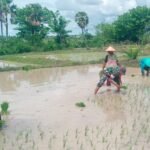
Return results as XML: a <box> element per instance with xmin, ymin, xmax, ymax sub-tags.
<box><xmin>0</xmin><ymin>65</ymin><xmax>150</xmax><ymax>150</ymax></box>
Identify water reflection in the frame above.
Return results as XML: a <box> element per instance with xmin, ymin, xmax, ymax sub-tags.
<box><xmin>0</xmin><ymin>61</ymin><xmax>17</xmax><ymax>68</ymax></box>
<box><xmin>95</xmin><ymin>92</ymin><xmax>125</xmax><ymax>121</ymax></box>
<box><xmin>0</xmin><ymin>65</ymin><xmax>98</xmax><ymax>92</ymax></box>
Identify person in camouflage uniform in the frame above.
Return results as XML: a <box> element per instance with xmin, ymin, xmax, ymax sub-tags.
<box><xmin>94</xmin><ymin>46</ymin><xmax>126</xmax><ymax>94</ymax></box>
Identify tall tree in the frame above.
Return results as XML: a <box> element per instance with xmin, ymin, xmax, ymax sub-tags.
<box><xmin>2</xmin><ymin>0</ymin><xmax>16</xmax><ymax>37</ymax></box>
<box><xmin>95</xmin><ymin>23</ymin><xmax>115</xmax><ymax>44</ymax></box>
<box><xmin>75</xmin><ymin>11</ymin><xmax>89</xmax><ymax>35</ymax></box>
<box><xmin>113</xmin><ymin>6</ymin><xmax>150</xmax><ymax>42</ymax></box>
<box><xmin>49</xmin><ymin>11</ymin><xmax>71</xmax><ymax>46</ymax></box>
<box><xmin>95</xmin><ymin>6</ymin><xmax>150</xmax><ymax>44</ymax></box>
<box><xmin>14</xmin><ymin>4</ymin><xmax>52</xmax><ymax>44</ymax></box>
<box><xmin>0</xmin><ymin>0</ymin><xmax>4</xmax><ymax>36</ymax></box>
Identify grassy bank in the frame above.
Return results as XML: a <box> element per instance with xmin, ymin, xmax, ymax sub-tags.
<box><xmin>0</xmin><ymin>44</ymin><xmax>149</xmax><ymax>72</ymax></box>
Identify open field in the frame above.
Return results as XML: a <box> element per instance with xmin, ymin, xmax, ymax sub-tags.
<box><xmin>0</xmin><ymin>44</ymin><xmax>149</xmax><ymax>71</ymax></box>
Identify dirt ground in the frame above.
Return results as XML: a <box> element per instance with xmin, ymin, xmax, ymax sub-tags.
<box><xmin>0</xmin><ymin>65</ymin><xmax>150</xmax><ymax>150</ymax></box>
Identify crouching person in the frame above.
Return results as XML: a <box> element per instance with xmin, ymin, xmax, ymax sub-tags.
<box><xmin>140</xmin><ymin>58</ymin><xmax>150</xmax><ymax>77</ymax></box>
<box><xmin>94</xmin><ymin>66</ymin><xmax>126</xmax><ymax>94</ymax></box>
<box><xmin>95</xmin><ymin>46</ymin><xmax>122</xmax><ymax>95</ymax></box>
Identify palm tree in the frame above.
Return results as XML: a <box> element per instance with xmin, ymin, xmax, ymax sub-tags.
<box><xmin>3</xmin><ymin>0</ymin><xmax>16</xmax><ymax>37</ymax></box>
<box><xmin>14</xmin><ymin>4</ymin><xmax>50</xmax><ymax>44</ymax></box>
<box><xmin>0</xmin><ymin>0</ymin><xmax>4</xmax><ymax>36</ymax></box>
<box><xmin>75</xmin><ymin>11</ymin><xmax>89</xmax><ymax>35</ymax></box>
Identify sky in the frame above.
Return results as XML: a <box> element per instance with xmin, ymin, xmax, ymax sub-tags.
<box><xmin>9</xmin><ymin>0</ymin><xmax>150</xmax><ymax>35</ymax></box>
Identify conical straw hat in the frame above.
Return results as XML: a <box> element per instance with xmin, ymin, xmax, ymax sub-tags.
<box><xmin>105</xmin><ymin>46</ymin><xmax>116</xmax><ymax>52</ymax></box>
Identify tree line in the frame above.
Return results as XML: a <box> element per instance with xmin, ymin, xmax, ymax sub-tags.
<box><xmin>0</xmin><ymin>0</ymin><xmax>150</xmax><ymax>55</ymax></box>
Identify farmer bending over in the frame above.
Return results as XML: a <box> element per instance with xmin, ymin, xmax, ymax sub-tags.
<box><xmin>94</xmin><ymin>46</ymin><xmax>124</xmax><ymax>94</ymax></box>
<box><xmin>140</xmin><ymin>58</ymin><xmax>150</xmax><ymax>76</ymax></box>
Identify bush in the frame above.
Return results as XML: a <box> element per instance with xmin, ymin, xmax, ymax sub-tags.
<box><xmin>42</xmin><ymin>40</ymin><xmax>57</xmax><ymax>51</ymax></box>
<box><xmin>1</xmin><ymin>102</ymin><xmax>9</xmax><ymax>114</ymax></box>
<box><xmin>141</xmin><ymin>33</ymin><xmax>150</xmax><ymax>44</ymax></box>
<box><xmin>124</xmin><ymin>47</ymin><xmax>140</xmax><ymax>59</ymax></box>
<box><xmin>0</xmin><ymin>120</ymin><xmax>5</xmax><ymax>129</ymax></box>
<box><xmin>16</xmin><ymin>42</ymin><xmax>32</xmax><ymax>53</ymax></box>
<box><xmin>0</xmin><ymin>101</ymin><xmax>10</xmax><ymax>129</ymax></box>
<box><xmin>75</xmin><ymin>102</ymin><xmax>86</xmax><ymax>108</ymax></box>
<box><xmin>0</xmin><ymin>37</ymin><xmax>32</xmax><ymax>55</ymax></box>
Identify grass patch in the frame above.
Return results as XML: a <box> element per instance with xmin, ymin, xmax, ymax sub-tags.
<box><xmin>75</xmin><ymin>102</ymin><xmax>86</xmax><ymax>108</ymax></box>
<box><xmin>1</xmin><ymin>102</ymin><xmax>9</xmax><ymax>115</ymax></box>
<box><xmin>22</xmin><ymin>65</ymin><xmax>37</xmax><ymax>71</ymax></box>
<box><xmin>0</xmin><ymin>44</ymin><xmax>148</xmax><ymax>72</ymax></box>
<box><xmin>121</xmin><ymin>85</ymin><xmax>128</xmax><ymax>90</ymax></box>
<box><xmin>124</xmin><ymin>47</ymin><xmax>140</xmax><ymax>60</ymax></box>
<box><xmin>131</xmin><ymin>74</ymin><xmax>135</xmax><ymax>77</ymax></box>
<box><xmin>0</xmin><ymin>120</ymin><xmax>5</xmax><ymax>129</ymax></box>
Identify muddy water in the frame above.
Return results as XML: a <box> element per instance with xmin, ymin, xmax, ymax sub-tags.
<box><xmin>0</xmin><ymin>61</ymin><xmax>19</xmax><ymax>68</ymax></box>
<box><xmin>0</xmin><ymin>65</ymin><xmax>150</xmax><ymax>150</ymax></box>
<box><xmin>0</xmin><ymin>66</ymin><xmax>104</xmax><ymax>131</ymax></box>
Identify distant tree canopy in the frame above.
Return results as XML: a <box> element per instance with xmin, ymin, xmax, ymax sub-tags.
<box><xmin>0</xmin><ymin>4</ymin><xmax>150</xmax><ymax>55</ymax></box>
<box><xmin>13</xmin><ymin>4</ymin><xmax>70</xmax><ymax>47</ymax></box>
<box><xmin>96</xmin><ymin>6</ymin><xmax>150</xmax><ymax>43</ymax></box>
<box><xmin>49</xmin><ymin>10</ymin><xmax>71</xmax><ymax>46</ymax></box>
<box><xmin>75</xmin><ymin>11</ymin><xmax>89</xmax><ymax>35</ymax></box>
<box><xmin>14</xmin><ymin>4</ymin><xmax>52</xmax><ymax>44</ymax></box>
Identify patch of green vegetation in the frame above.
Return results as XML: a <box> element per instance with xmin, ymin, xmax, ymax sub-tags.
<box><xmin>121</xmin><ymin>85</ymin><xmax>128</xmax><ymax>90</ymax></box>
<box><xmin>0</xmin><ymin>102</ymin><xmax>9</xmax><ymax>129</ymax></box>
<box><xmin>22</xmin><ymin>65</ymin><xmax>36</xmax><ymax>71</ymax></box>
<box><xmin>75</xmin><ymin>102</ymin><xmax>86</xmax><ymax>108</ymax></box>
<box><xmin>0</xmin><ymin>120</ymin><xmax>5</xmax><ymax>129</ymax></box>
<box><xmin>0</xmin><ymin>44</ymin><xmax>148</xmax><ymax>72</ymax></box>
<box><xmin>124</xmin><ymin>47</ymin><xmax>140</xmax><ymax>60</ymax></box>
<box><xmin>131</xmin><ymin>74</ymin><xmax>135</xmax><ymax>77</ymax></box>
<box><xmin>1</xmin><ymin>102</ymin><xmax>9</xmax><ymax>115</ymax></box>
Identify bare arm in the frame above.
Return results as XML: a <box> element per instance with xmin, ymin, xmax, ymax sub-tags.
<box><xmin>102</xmin><ymin>55</ymin><xmax>108</xmax><ymax>70</ymax></box>
<box><xmin>102</xmin><ymin>62</ymin><xmax>106</xmax><ymax>70</ymax></box>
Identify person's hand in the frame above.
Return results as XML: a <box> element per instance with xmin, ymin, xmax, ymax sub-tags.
<box><xmin>110</xmin><ymin>74</ymin><xmax>115</xmax><ymax>79</ymax></box>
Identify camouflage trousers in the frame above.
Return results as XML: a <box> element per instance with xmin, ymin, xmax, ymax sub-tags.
<box><xmin>97</xmin><ymin>66</ymin><xmax>120</xmax><ymax>87</ymax></box>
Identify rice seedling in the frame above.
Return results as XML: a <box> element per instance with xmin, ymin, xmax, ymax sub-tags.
<box><xmin>75</xmin><ymin>128</ymin><xmax>79</xmax><ymax>139</ymax></box>
<box><xmin>84</xmin><ymin>126</ymin><xmax>89</xmax><ymax>136</ymax></box>
<box><xmin>75</xmin><ymin>102</ymin><xmax>86</xmax><ymax>108</ymax></box>
<box><xmin>1</xmin><ymin>102</ymin><xmax>9</xmax><ymax>115</ymax></box>
<box><xmin>63</xmin><ymin>135</ymin><xmax>67</xmax><ymax>148</ymax></box>
<box><xmin>80</xmin><ymin>143</ymin><xmax>83</xmax><ymax>150</ymax></box>
<box><xmin>131</xmin><ymin>74</ymin><xmax>135</xmax><ymax>77</ymax></box>
<box><xmin>121</xmin><ymin>85</ymin><xmax>128</xmax><ymax>89</ymax></box>
<box><xmin>0</xmin><ymin>120</ymin><xmax>5</xmax><ymax>129</ymax></box>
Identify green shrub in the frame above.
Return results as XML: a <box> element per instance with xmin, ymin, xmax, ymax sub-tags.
<box><xmin>42</xmin><ymin>40</ymin><xmax>57</xmax><ymax>51</ymax></box>
<box><xmin>16</xmin><ymin>42</ymin><xmax>32</xmax><ymax>53</ymax></box>
<box><xmin>141</xmin><ymin>33</ymin><xmax>150</xmax><ymax>44</ymax></box>
<box><xmin>0</xmin><ymin>37</ymin><xmax>32</xmax><ymax>55</ymax></box>
<box><xmin>1</xmin><ymin>102</ymin><xmax>9</xmax><ymax>114</ymax></box>
<box><xmin>124</xmin><ymin>47</ymin><xmax>140</xmax><ymax>59</ymax></box>
<box><xmin>0</xmin><ymin>120</ymin><xmax>5</xmax><ymax>129</ymax></box>
<box><xmin>22</xmin><ymin>65</ymin><xmax>35</xmax><ymax>71</ymax></box>
<box><xmin>121</xmin><ymin>85</ymin><xmax>128</xmax><ymax>90</ymax></box>
<box><xmin>75</xmin><ymin>102</ymin><xmax>86</xmax><ymax>108</ymax></box>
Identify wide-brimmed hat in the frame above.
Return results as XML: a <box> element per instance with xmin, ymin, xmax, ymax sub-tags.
<box><xmin>105</xmin><ymin>46</ymin><xmax>116</xmax><ymax>52</ymax></box>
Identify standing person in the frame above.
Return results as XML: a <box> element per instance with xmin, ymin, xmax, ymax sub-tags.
<box><xmin>94</xmin><ymin>46</ymin><xmax>121</xmax><ymax>94</ymax></box>
<box><xmin>139</xmin><ymin>58</ymin><xmax>150</xmax><ymax>76</ymax></box>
